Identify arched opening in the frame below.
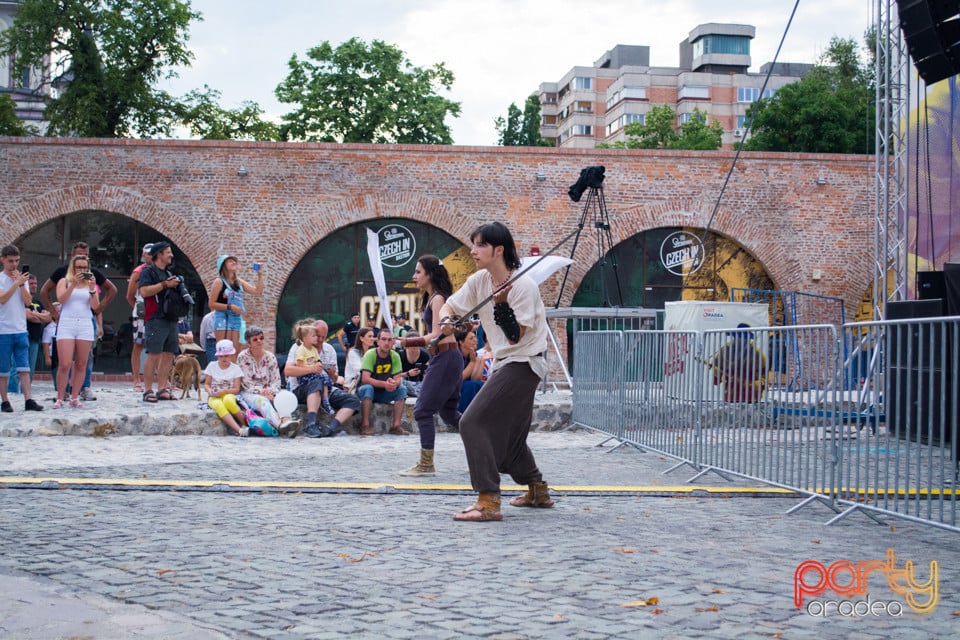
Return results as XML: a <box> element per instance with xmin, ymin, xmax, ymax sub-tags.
<box><xmin>277</xmin><ymin>218</ymin><xmax>472</xmax><ymax>360</ymax></box>
<box><xmin>571</xmin><ymin>227</ymin><xmax>775</xmax><ymax>310</ymax></box>
<box><xmin>15</xmin><ymin>211</ymin><xmax>206</xmax><ymax>373</ymax></box>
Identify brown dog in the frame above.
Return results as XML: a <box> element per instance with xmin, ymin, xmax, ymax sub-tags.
<box><xmin>170</xmin><ymin>354</ymin><xmax>202</xmax><ymax>399</ymax></box>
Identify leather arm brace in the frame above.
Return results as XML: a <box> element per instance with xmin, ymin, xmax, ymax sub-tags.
<box><xmin>404</xmin><ymin>336</ymin><xmax>427</xmax><ymax>347</ymax></box>
<box><xmin>493</xmin><ymin>302</ymin><xmax>521</xmax><ymax>343</ymax></box>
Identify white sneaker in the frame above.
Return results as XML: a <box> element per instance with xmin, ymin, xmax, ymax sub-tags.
<box><xmin>237</xmin><ymin>427</ymin><xmax>249</xmax><ymax>437</ymax></box>
<box><xmin>278</xmin><ymin>419</ymin><xmax>300</xmax><ymax>438</ymax></box>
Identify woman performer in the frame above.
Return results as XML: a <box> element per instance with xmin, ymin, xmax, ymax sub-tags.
<box><xmin>397</xmin><ymin>255</ymin><xmax>460</xmax><ymax>476</ymax></box>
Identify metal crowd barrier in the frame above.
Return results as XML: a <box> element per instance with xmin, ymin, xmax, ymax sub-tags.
<box><xmin>571</xmin><ymin>319</ymin><xmax>959</xmax><ymax>532</ymax></box>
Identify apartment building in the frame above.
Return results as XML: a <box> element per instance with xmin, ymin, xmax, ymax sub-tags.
<box><xmin>539</xmin><ymin>23</ymin><xmax>813</xmax><ymax>149</ymax></box>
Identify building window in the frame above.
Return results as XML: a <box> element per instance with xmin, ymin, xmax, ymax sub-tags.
<box><xmin>738</xmin><ymin>87</ymin><xmax>776</xmax><ymax>102</ymax></box>
<box><xmin>736</xmin><ymin>115</ymin><xmax>751</xmax><ymax>128</ymax></box>
<box><xmin>542</xmin><ymin>93</ymin><xmax>557</xmax><ymax>104</ymax></box>
<box><xmin>573</xmin><ymin>77</ymin><xmax>592</xmax><ymax>90</ymax></box>
<box><xmin>573</xmin><ymin>124</ymin><xmax>592</xmax><ymax>136</ymax></box>
<box><xmin>607</xmin><ymin>113</ymin><xmax>645</xmax><ymax>136</ymax></box>
<box><xmin>679</xmin><ymin>112</ymin><xmax>706</xmax><ymax>125</ymax></box>
<box><xmin>678</xmin><ymin>85</ymin><xmax>710</xmax><ymax>100</ymax></box>
<box><xmin>574</xmin><ymin>101</ymin><xmax>593</xmax><ymax>113</ymax></box>
<box><xmin>692</xmin><ymin>35</ymin><xmax>751</xmax><ymax>58</ymax></box>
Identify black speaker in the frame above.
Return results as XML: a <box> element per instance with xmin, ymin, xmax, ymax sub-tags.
<box><xmin>917</xmin><ymin>270</ymin><xmax>946</xmax><ymax>309</ymax></box>
<box><xmin>885</xmin><ymin>299</ymin><xmax>946</xmax><ymax>368</ymax></box>
<box><xmin>945</xmin><ymin>263</ymin><xmax>960</xmax><ymax>315</ymax></box>
<box><xmin>887</xmin><ymin>366</ymin><xmax>955</xmax><ymax>453</ymax></box>
<box><xmin>897</xmin><ymin>0</ymin><xmax>960</xmax><ymax>85</ymax></box>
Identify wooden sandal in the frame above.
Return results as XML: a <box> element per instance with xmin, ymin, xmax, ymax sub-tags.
<box><xmin>509</xmin><ymin>481</ymin><xmax>555</xmax><ymax>508</ymax></box>
<box><xmin>453</xmin><ymin>504</ymin><xmax>503</xmax><ymax>522</ymax></box>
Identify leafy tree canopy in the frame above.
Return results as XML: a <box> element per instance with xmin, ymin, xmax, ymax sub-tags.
<box><xmin>177</xmin><ymin>86</ymin><xmax>279</xmax><ymax>141</ymax></box>
<box><xmin>0</xmin><ymin>94</ymin><xmax>37</xmax><ymax>136</ymax></box>
<box><xmin>0</xmin><ymin>0</ymin><xmax>200</xmax><ymax>138</ymax></box>
<box><xmin>598</xmin><ymin>105</ymin><xmax>722</xmax><ymax>150</ymax></box>
<box><xmin>743</xmin><ymin>34</ymin><xmax>875</xmax><ymax>154</ymax></box>
<box><xmin>495</xmin><ymin>93</ymin><xmax>549</xmax><ymax>146</ymax></box>
<box><xmin>275</xmin><ymin>38</ymin><xmax>461</xmax><ymax>144</ymax></box>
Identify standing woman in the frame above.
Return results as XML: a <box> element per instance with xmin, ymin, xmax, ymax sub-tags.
<box><xmin>210</xmin><ymin>255</ymin><xmax>263</xmax><ymax>357</ymax></box>
<box><xmin>397</xmin><ymin>255</ymin><xmax>460</xmax><ymax>477</ymax></box>
<box><xmin>53</xmin><ymin>254</ymin><xmax>99</xmax><ymax>408</ymax></box>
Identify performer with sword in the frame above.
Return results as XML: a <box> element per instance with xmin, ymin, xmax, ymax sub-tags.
<box><xmin>438</xmin><ymin>222</ymin><xmax>573</xmax><ymax>522</ymax></box>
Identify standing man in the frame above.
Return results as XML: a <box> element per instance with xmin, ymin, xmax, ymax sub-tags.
<box><xmin>24</xmin><ymin>275</ymin><xmax>50</xmax><ymax>381</ymax></box>
<box><xmin>7</xmin><ymin>274</ymin><xmax>49</xmax><ymax>393</ymax></box>
<box><xmin>40</xmin><ymin>241</ymin><xmax>117</xmax><ymax>401</ymax></box>
<box><xmin>357</xmin><ymin>329</ymin><xmax>410</xmax><ymax>436</ymax></box>
<box><xmin>0</xmin><ymin>245</ymin><xmax>43</xmax><ymax>412</ymax></box>
<box><xmin>338</xmin><ymin>312</ymin><xmax>361</xmax><ymax>352</ymax></box>
<box><xmin>125</xmin><ymin>243</ymin><xmax>152</xmax><ymax>391</ymax></box>
<box><xmin>439</xmin><ymin>222</ymin><xmax>554</xmax><ymax>522</ymax></box>
<box><xmin>137</xmin><ymin>242</ymin><xmax>180</xmax><ymax>402</ymax></box>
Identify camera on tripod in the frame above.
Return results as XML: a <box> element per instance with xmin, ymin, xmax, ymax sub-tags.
<box><xmin>567</xmin><ymin>165</ymin><xmax>606</xmax><ymax>202</ymax></box>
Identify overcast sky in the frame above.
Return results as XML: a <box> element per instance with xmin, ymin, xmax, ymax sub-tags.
<box><xmin>162</xmin><ymin>0</ymin><xmax>875</xmax><ymax>146</ymax></box>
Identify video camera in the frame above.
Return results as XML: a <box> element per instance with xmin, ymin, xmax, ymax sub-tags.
<box><xmin>567</xmin><ymin>166</ymin><xmax>606</xmax><ymax>202</ymax></box>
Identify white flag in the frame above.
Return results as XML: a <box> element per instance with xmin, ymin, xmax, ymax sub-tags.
<box><xmin>366</xmin><ymin>228</ymin><xmax>393</xmax><ymax>333</ymax></box>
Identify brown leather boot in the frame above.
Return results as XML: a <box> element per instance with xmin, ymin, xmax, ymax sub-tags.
<box><xmin>399</xmin><ymin>449</ymin><xmax>436</xmax><ymax>476</ymax></box>
<box><xmin>509</xmin><ymin>481</ymin><xmax>555</xmax><ymax>508</ymax></box>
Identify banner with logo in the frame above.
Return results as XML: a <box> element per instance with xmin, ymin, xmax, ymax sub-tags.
<box><xmin>663</xmin><ymin>301</ymin><xmax>769</xmax><ymax>400</ymax></box>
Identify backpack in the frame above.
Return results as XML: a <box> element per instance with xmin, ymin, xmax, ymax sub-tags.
<box><xmin>159</xmin><ymin>286</ymin><xmax>190</xmax><ymax>320</ymax></box>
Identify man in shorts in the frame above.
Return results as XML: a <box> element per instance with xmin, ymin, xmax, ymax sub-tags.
<box><xmin>0</xmin><ymin>245</ymin><xmax>43</xmax><ymax>412</ymax></box>
<box><xmin>137</xmin><ymin>242</ymin><xmax>180</xmax><ymax>402</ymax></box>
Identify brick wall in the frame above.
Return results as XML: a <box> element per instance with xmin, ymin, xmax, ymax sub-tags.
<box><xmin>0</xmin><ymin>138</ymin><xmax>873</xmax><ymax>345</ymax></box>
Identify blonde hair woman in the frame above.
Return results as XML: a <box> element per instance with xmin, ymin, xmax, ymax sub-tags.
<box><xmin>53</xmin><ymin>254</ymin><xmax>99</xmax><ymax>408</ymax></box>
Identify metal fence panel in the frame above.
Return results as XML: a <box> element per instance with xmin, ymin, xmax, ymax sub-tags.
<box><xmin>571</xmin><ymin>331</ymin><xmax>626</xmax><ymax>441</ymax></box>
<box><xmin>697</xmin><ymin>325</ymin><xmax>840</xmax><ymax>495</ymax></box>
<box><xmin>837</xmin><ymin>318</ymin><xmax>958</xmax><ymax>531</ymax></box>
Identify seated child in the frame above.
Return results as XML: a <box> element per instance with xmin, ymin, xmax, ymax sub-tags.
<box><xmin>294</xmin><ymin>323</ymin><xmax>334</xmax><ymax>415</ymax></box>
<box><xmin>204</xmin><ymin>339</ymin><xmax>248</xmax><ymax>436</ymax></box>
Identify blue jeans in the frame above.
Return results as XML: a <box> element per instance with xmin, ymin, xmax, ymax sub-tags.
<box><xmin>356</xmin><ymin>383</ymin><xmax>407</xmax><ymax>405</ymax></box>
<box><xmin>8</xmin><ymin>340</ymin><xmax>41</xmax><ymax>393</ymax></box>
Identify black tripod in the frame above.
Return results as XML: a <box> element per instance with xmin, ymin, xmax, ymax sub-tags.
<box><xmin>555</xmin><ymin>184</ymin><xmax>624</xmax><ymax>308</ymax></box>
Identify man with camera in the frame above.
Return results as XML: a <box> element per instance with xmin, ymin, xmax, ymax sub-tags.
<box><xmin>138</xmin><ymin>242</ymin><xmax>191</xmax><ymax>403</ymax></box>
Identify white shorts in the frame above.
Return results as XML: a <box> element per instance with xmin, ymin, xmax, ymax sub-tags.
<box><xmin>56</xmin><ymin>316</ymin><xmax>95</xmax><ymax>341</ymax></box>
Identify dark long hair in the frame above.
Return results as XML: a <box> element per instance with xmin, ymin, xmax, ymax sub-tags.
<box><xmin>470</xmin><ymin>222</ymin><xmax>522</xmax><ymax>270</ymax></box>
<box><xmin>417</xmin><ymin>254</ymin><xmax>453</xmax><ymax>311</ymax></box>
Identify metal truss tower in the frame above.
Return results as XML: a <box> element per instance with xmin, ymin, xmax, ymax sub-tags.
<box><xmin>873</xmin><ymin>0</ymin><xmax>910</xmax><ymax>319</ymax></box>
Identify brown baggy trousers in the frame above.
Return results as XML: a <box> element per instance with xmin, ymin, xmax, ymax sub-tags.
<box><xmin>459</xmin><ymin>361</ymin><xmax>544</xmax><ymax>494</ymax></box>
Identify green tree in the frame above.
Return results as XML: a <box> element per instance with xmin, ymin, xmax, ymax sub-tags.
<box><xmin>675</xmin><ymin>108</ymin><xmax>724</xmax><ymax>150</ymax></box>
<box><xmin>0</xmin><ymin>0</ymin><xmax>200</xmax><ymax>138</ymax></box>
<box><xmin>495</xmin><ymin>93</ymin><xmax>548</xmax><ymax>146</ymax></box>
<box><xmin>744</xmin><ymin>35</ymin><xmax>875</xmax><ymax>154</ymax></box>
<box><xmin>275</xmin><ymin>38</ymin><xmax>461</xmax><ymax>144</ymax></box>
<box><xmin>178</xmin><ymin>86</ymin><xmax>279</xmax><ymax>141</ymax></box>
<box><xmin>0</xmin><ymin>94</ymin><xmax>37</xmax><ymax>136</ymax></box>
<box><xmin>598</xmin><ymin>104</ymin><xmax>720</xmax><ymax>150</ymax></box>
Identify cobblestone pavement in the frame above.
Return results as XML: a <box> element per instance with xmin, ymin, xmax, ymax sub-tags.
<box><xmin>0</xmin><ymin>432</ymin><xmax>957</xmax><ymax>639</ymax></box>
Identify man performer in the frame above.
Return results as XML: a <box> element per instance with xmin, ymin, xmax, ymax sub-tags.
<box><xmin>439</xmin><ymin>222</ymin><xmax>554</xmax><ymax>522</ymax></box>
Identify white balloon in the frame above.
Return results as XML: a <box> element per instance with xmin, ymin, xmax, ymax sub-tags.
<box><xmin>274</xmin><ymin>390</ymin><xmax>298</xmax><ymax>416</ymax></box>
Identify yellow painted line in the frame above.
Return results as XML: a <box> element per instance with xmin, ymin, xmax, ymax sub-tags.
<box><xmin>0</xmin><ymin>476</ymin><xmax>794</xmax><ymax>494</ymax></box>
